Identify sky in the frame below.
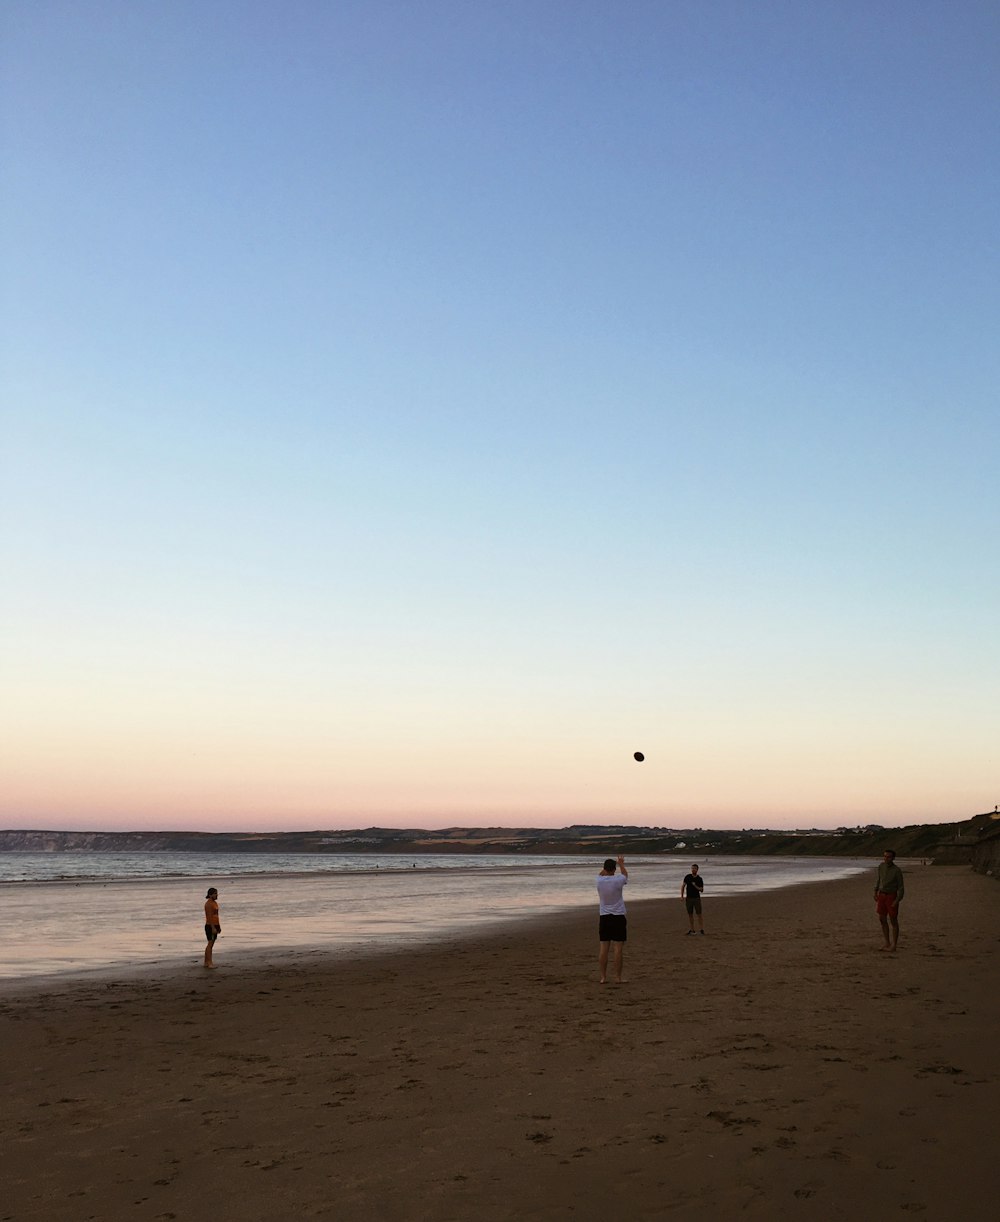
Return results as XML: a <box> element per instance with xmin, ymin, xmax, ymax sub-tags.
<box><xmin>2</xmin><ymin>1</ymin><xmax>998</xmax><ymax>833</ymax></box>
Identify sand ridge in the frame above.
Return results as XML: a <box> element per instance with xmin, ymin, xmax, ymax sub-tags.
<box><xmin>1</xmin><ymin>865</ymin><xmax>997</xmax><ymax>1220</ymax></box>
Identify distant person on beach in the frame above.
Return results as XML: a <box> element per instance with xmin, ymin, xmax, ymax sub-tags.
<box><xmin>874</xmin><ymin>851</ymin><xmax>904</xmax><ymax>952</ymax></box>
<box><xmin>204</xmin><ymin>888</ymin><xmax>221</xmax><ymax>968</ymax></box>
<box><xmin>596</xmin><ymin>855</ymin><xmax>628</xmax><ymax>984</ymax></box>
<box><xmin>681</xmin><ymin>864</ymin><xmax>705</xmax><ymax>934</ymax></box>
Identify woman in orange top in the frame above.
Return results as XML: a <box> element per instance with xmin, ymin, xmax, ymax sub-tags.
<box><xmin>204</xmin><ymin>888</ymin><xmax>221</xmax><ymax>969</ymax></box>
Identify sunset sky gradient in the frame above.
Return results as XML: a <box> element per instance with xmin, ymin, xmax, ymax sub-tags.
<box><xmin>2</xmin><ymin>1</ymin><xmax>997</xmax><ymax>831</ymax></box>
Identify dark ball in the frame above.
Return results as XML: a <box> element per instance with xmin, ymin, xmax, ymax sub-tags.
<box><xmin>633</xmin><ymin>751</ymin><xmax>644</xmax><ymax>762</ymax></box>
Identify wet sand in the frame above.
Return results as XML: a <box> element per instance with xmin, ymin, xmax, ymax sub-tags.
<box><xmin>0</xmin><ymin>858</ymin><xmax>869</xmax><ymax>981</ymax></box>
<box><xmin>2</xmin><ymin>865</ymin><xmax>997</xmax><ymax>1220</ymax></box>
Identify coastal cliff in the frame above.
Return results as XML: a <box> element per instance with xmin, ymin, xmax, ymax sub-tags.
<box><xmin>971</xmin><ymin>818</ymin><xmax>1000</xmax><ymax>878</ymax></box>
<box><xmin>1</xmin><ymin>813</ymin><xmax>996</xmax><ymax>861</ymax></box>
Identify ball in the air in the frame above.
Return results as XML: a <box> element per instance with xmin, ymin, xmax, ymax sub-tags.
<box><xmin>633</xmin><ymin>751</ymin><xmax>644</xmax><ymax>762</ymax></box>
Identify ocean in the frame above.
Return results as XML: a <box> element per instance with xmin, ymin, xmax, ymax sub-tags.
<box><xmin>0</xmin><ymin>852</ymin><xmax>873</xmax><ymax>983</ymax></box>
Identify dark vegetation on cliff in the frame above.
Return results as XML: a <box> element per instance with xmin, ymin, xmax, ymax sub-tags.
<box><xmin>2</xmin><ymin>812</ymin><xmax>997</xmax><ymax>867</ymax></box>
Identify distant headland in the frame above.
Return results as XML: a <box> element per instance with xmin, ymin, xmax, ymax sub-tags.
<box><xmin>2</xmin><ymin>812</ymin><xmax>998</xmax><ymax>874</ymax></box>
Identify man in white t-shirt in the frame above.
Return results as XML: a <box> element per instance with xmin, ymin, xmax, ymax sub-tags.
<box><xmin>596</xmin><ymin>854</ymin><xmax>628</xmax><ymax>984</ymax></box>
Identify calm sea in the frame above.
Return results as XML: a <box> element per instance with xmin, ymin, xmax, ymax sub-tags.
<box><xmin>0</xmin><ymin>852</ymin><xmax>872</xmax><ymax>983</ymax></box>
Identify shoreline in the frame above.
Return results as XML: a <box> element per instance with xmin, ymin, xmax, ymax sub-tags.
<box><xmin>0</xmin><ymin>856</ymin><xmax>873</xmax><ymax>986</ymax></box>
<box><xmin>2</xmin><ymin>866</ymin><xmax>998</xmax><ymax>1219</ymax></box>
<box><xmin>0</xmin><ymin>849</ymin><xmax>881</xmax><ymax>884</ymax></box>
<box><xmin>0</xmin><ymin>867</ymin><xmax>870</xmax><ymax>997</ymax></box>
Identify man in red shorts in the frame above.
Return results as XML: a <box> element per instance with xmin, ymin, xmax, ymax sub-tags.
<box><xmin>874</xmin><ymin>849</ymin><xmax>904</xmax><ymax>952</ymax></box>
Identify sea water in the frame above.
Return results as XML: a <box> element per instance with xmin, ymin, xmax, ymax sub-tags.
<box><xmin>0</xmin><ymin>852</ymin><xmax>872</xmax><ymax>982</ymax></box>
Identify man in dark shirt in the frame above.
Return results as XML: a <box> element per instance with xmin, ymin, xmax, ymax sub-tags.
<box><xmin>874</xmin><ymin>849</ymin><xmax>904</xmax><ymax>951</ymax></box>
<box><xmin>681</xmin><ymin>864</ymin><xmax>705</xmax><ymax>935</ymax></box>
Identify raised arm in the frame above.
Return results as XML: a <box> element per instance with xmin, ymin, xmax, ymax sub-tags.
<box><xmin>617</xmin><ymin>854</ymin><xmax>628</xmax><ymax>879</ymax></box>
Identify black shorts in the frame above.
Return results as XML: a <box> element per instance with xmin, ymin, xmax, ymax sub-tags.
<box><xmin>685</xmin><ymin>895</ymin><xmax>702</xmax><ymax>914</ymax></box>
<box><xmin>205</xmin><ymin>924</ymin><xmax>220</xmax><ymax>943</ymax></box>
<box><xmin>599</xmin><ymin>914</ymin><xmax>627</xmax><ymax>943</ymax></box>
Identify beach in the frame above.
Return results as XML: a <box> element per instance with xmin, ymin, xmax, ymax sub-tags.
<box><xmin>0</xmin><ymin>854</ymin><xmax>870</xmax><ymax>980</ymax></box>
<box><xmin>2</xmin><ymin>864</ymin><xmax>997</xmax><ymax>1221</ymax></box>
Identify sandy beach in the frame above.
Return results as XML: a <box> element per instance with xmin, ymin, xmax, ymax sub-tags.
<box><xmin>2</xmin><ymin>864</ymin><xmax>997</xmax><ymax>1221</ymax></box>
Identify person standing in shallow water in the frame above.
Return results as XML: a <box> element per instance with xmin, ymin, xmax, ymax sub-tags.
<box><xmin>874</xmin><ymin>850</ymin><xmax>904</xmax><ymax>952</ymax></box>
<box><xmin>204</xmin><ymin>888</ymin><xmax>221</xmax><ymax>968</ymax></box>
<box><xmin>681</xmin><ymin>864</ymin><xmax>705</xmax><ymax>934</ymax></box>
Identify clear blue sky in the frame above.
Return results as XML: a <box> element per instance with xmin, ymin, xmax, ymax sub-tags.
<box><xmin>2</xmin><ymin>1</ymin><xmax>997</xmax><ymax>831</ymax></box>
